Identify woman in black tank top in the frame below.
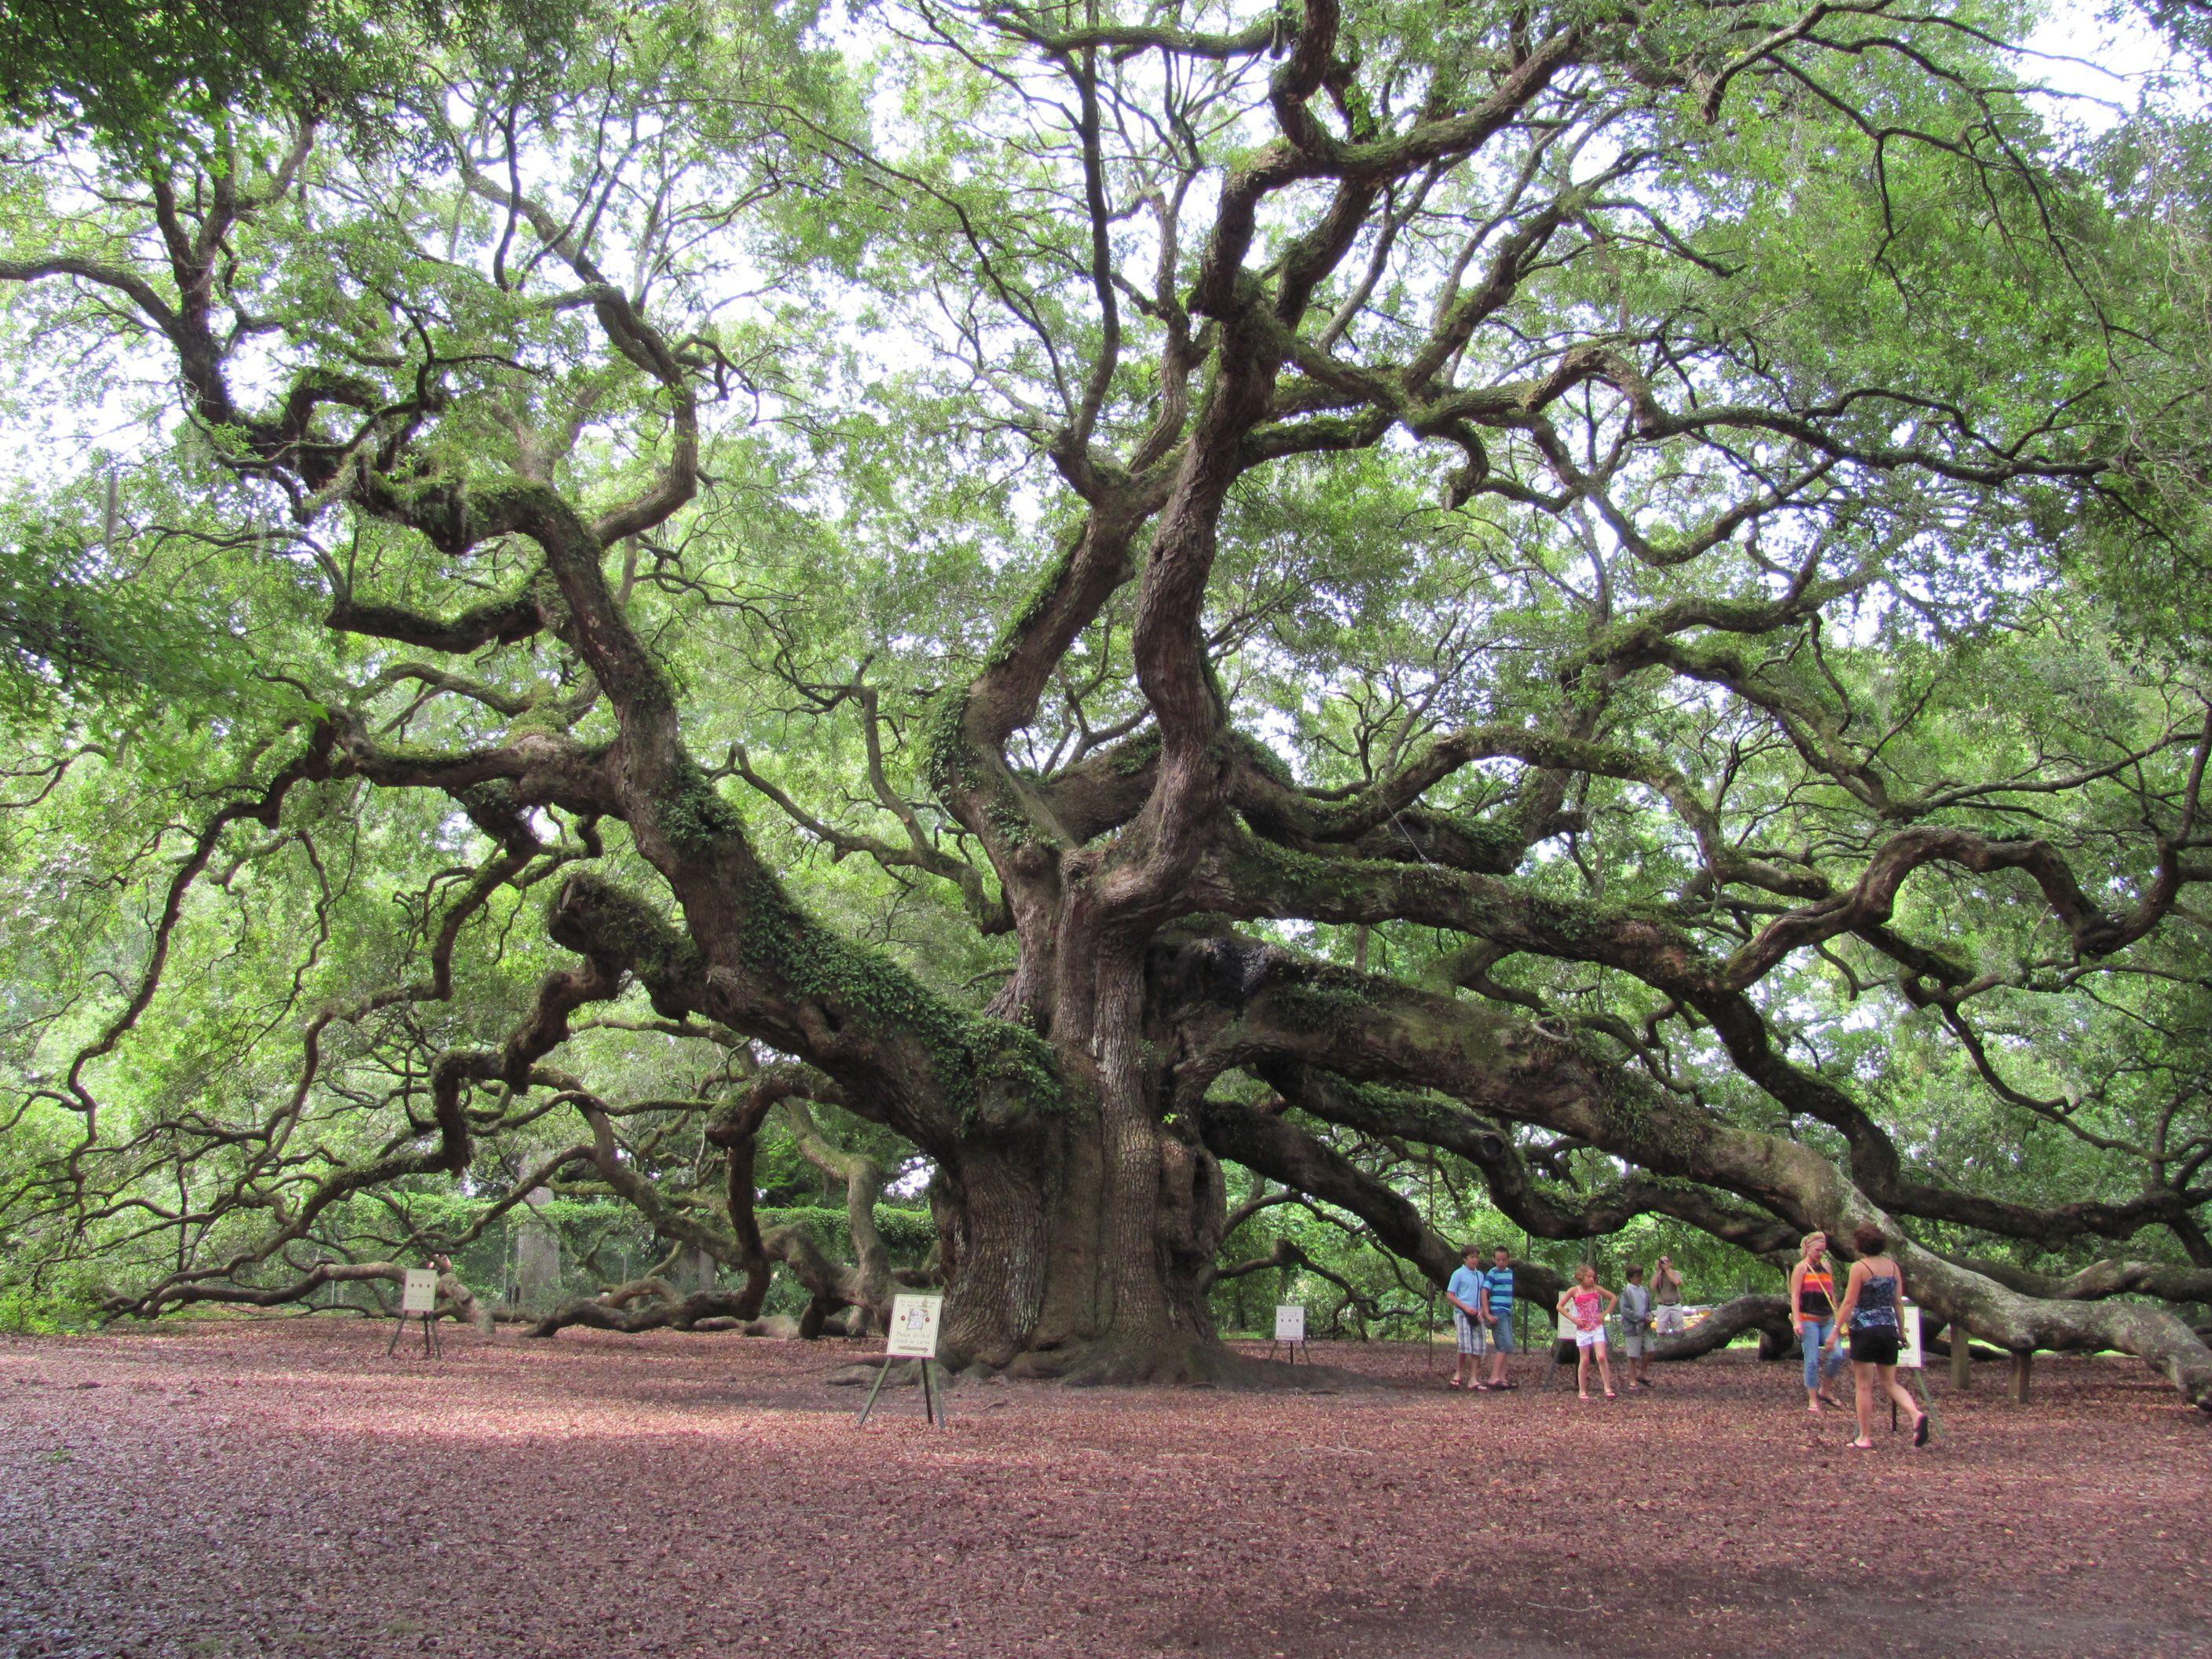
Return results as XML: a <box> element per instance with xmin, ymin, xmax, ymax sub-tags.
<box><xmin>1831</xmin><ymin>1222</ymin><xmax>1928</xmax><ymax>1451</ymax></box>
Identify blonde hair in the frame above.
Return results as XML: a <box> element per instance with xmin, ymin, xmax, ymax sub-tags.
<box><xmin>1800</xmin><ymin>1231</ymin><xmax>1827</xmax><ymax>1259</ymax></box>
<box><xmin>1576</xmin><ymin>1262</ymin><xmax>1599</xmax><ymax>1284</ymax></box>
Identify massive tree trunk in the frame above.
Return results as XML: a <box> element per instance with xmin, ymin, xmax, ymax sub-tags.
<box><xmin>932</xmin><ymin>1071</ymin><xmax>1229</xmax><ymax>1381</ymax></box>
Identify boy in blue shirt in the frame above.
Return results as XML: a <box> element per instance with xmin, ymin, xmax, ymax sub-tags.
<box><xmin>1445</xmin><ymin>1244</ymin><xmax>1486</xmax><ymax>1390</ymax></box>
<box><xmin>1479</xmin><ymin>1245</ymin><xmax>1518</xmax><ymax>1390</ymax></box>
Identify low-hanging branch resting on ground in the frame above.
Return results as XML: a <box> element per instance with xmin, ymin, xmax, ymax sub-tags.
<box><xmin>1648</xmin><ymin>1295</ymin><xmax>1799</xmax><ymax>1364</ymax></box>
<box><xmin>112</xmin><ymin>1260</ymin><xmax>497</xmax><ymax>1335</ymax></box>
<box><xmin>1174</xmin><ymin>938</ymin><xmax>2212</xmax><ymax>1406</ymax></box>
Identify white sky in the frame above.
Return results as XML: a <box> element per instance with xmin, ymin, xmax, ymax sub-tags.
<box><xmin>2022</xmin><ymin>2</ymin><xmax>2201</xmax><ymax>128</ymax></box>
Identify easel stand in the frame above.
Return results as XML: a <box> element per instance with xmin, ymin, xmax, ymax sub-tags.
<box><xmin>857</xmin><ymin>1357</ymin><xmax>945</xmax><ymax>1427</ymax></box>
<box><xmin>1539</xmin><ymin>1331</ymin><xmax>1577</xmax><ymax>1390</ymax></box>
<box><xmin>386</xmin><ymin>1310</ymin><xmax>443</xmax><ymax>1359</ymax></box>
<box><xmin>1269</xmin><ymin>1338</ymin><xmax>1308</xmax><ymax>1364</ymax></box>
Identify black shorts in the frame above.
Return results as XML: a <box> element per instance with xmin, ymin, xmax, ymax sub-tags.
<box><xmin>1849</xmin><ymin>1327</ymin><xmax>1900</xmax><ymax>1365</ymax></box>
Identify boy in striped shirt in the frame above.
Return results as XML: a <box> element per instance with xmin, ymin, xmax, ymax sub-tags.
<box><xmin>1478</xmin><ymin>1245</ymin><xmax>1518</xmax><ymax>1390</ymax></box>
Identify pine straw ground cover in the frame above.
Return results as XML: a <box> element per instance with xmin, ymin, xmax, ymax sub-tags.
<box><xmin>1</xmin><ymin>1323</ymin><xmax>2206</xmax><ymax>1659</ymax></box>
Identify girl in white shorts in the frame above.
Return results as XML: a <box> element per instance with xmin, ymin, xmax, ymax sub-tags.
<box><xmin>1558</xmin><ymin>1264</ymin><xmax>1619</xmax><ymax>1400</ymax></box>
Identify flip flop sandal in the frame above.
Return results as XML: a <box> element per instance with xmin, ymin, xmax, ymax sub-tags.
<box><xmin>1913</xmin><ymin>1414</ymin><xmax>1931</xmax><ymax>1448</ymax></box>
<box><xmin>1846</xmin><ymin>1439</ymin><xmax>1877</xmax><ymax>1452</ymax></box>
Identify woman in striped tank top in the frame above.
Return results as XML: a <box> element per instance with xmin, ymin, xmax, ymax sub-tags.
<box><xmin>1789</xmin><ymin>1231</ymin><xmax>1848</xmax><ymax>1414</ymax></box>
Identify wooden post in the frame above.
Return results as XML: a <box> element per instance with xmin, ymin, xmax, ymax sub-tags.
<box><xmin>2009</xmin><ymin>1350</ymin><xmax>2033</xmax><ymax>1404</ymax></box>
<box><xmin>1950</xmin><ymin>1325</ymin><xmax>1971</xmax><ymax>1390</ymax></box>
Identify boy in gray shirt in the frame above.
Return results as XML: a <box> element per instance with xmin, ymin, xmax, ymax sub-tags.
<box><xmin>1617</xmin><ymin>1264</ymin><xmax>1655</xmax><ymax>1389</ymax></box>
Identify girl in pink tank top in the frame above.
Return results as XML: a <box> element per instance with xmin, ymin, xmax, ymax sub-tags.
<box><xmin>1556</xmin><ymin>1264</ymin><xmax>1619</xmax><ymax>1400</ymax></box>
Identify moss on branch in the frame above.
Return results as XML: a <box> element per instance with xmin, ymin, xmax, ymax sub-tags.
<box><xmin>549</xmin><ymin>872</ymin><xmax>702</xmax><ymax>1017</ymax></box>
<box><xmin>921</xmin><ymin>684</ymin><xmax>1058</xmax><ymax>851</ymax></box>
<box><xmin>659</xmin><ymin>754</ymin><xmax>748</xmax><ymax>853</ymax></box>
<box><xmin>731</xmin><ymin>867</ymin><xmax>1068</xmax><ymax>1128</ymax></box>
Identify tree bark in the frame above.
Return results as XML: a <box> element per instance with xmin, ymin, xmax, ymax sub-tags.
<box><xmin>932</xmin><ymin>1100</ymin><xmax>1232</xmax><ymax>1382</ymax></box>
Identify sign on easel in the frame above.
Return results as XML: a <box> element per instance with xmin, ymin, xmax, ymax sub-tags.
<box><xmin>860</xmin><ymin>1294</ymin><xmax>946</xmax><ymax>1427</ymax></box>
<box><xmin>386</xmin><ymin>1268</ymin><xmax>444</xmax><ymax>1359</ymax></box>
<box><xmin>1899</xmin><ymin>1302</ymin><xmax>1925</xmax><ymax>1368</ymax></box>
<box><xmin>885</xmin><ymin>1293</ymin><xmax>943</xmax><ymax>1358</ymax></box>
<box><xmin>1270</xmin><ymin>1303</ymin><xmax>1308</xmax><ymax>1364</ymax></box>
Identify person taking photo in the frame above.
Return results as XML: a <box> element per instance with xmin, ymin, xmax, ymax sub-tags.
<box><xmin>1650</xmin><ymin>1252</ymin><xmax>1686</xmax><ymax>1336</ymax></box>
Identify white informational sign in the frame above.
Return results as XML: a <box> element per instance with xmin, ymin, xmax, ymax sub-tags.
<box><xmin>1899</xmin><ymin>1301</ymin><xmax>1924</xmax><ymax>1368</ymax></box>
<box><xmin>884</xmin><ymin>1294</ymin><xmax>944</xmax><ymax>1359</ymax></box>
<box><xmin>1273</xmin><ymin>1304</ymin><xmax>1306</xmax><ymax>1343</ymax></box>
<box><xmin>399</xmin><ymin>1269</ymin><xmax>438</xmax><ymax>1315</ymax></box>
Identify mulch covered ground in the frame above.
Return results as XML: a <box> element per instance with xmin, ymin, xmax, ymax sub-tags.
<box><xmin>2</xmin><ymin>1321</ymin><xmax>2207</xmax><ymax>1659</ymax></box>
